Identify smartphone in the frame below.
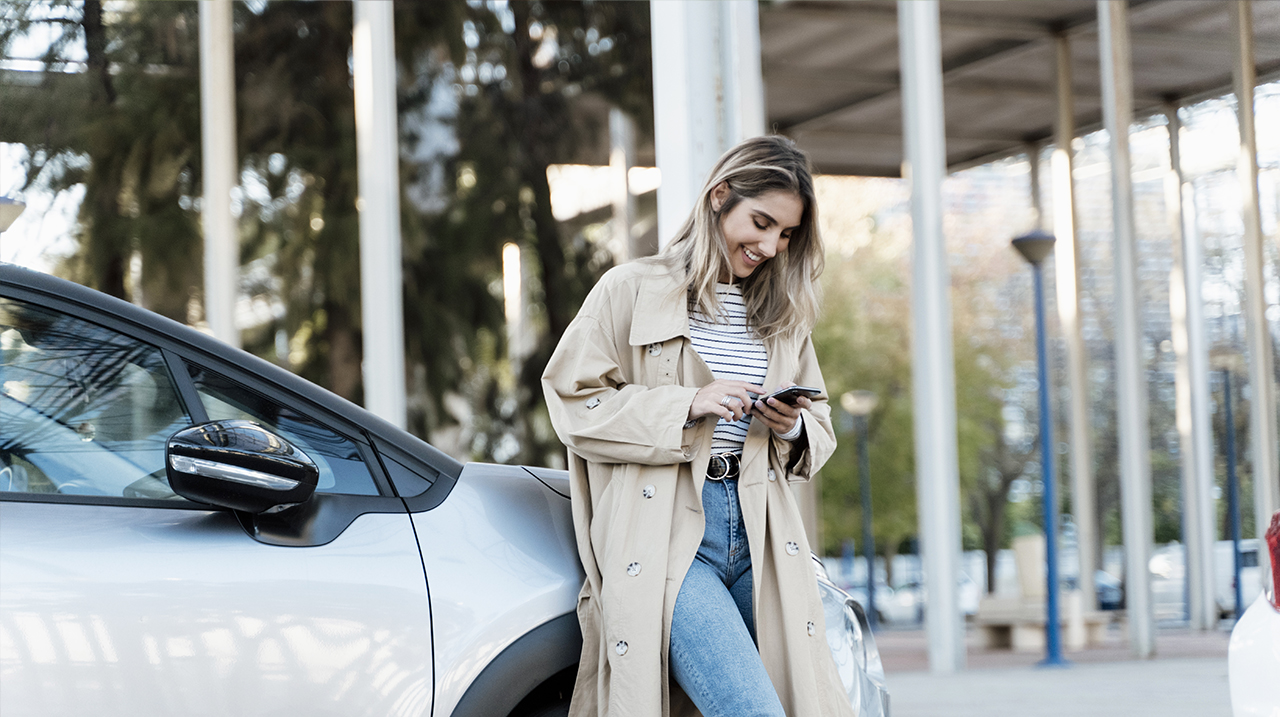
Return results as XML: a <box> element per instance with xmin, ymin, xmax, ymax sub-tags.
<box><xmin>764</xmin><ymin>385</ymin><xmax>823</xmax><ymax>406</ymax></box>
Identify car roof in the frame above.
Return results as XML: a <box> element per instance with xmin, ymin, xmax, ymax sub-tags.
<box><xmin>0</xmin><ymin>262</ymin><xmax>463</xmax><ymax>482</ymax></box>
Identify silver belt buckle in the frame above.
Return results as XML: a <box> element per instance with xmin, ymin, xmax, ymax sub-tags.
<box><xmin>707</xmin><ymin>453</ymin><xmax>735</xmax><ymax>480</ymax></box>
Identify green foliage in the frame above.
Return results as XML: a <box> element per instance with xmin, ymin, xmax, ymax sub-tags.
<box><xmin>812</xmin><ymin>175</ymin><xmax>1034</xmax><ymax>582</ymax></box>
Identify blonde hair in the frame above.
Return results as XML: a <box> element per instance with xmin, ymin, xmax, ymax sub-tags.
<box><xmin>650</xmin><ymin>135</ymin><xmax>824</xmax><ymax>345</ymax></box>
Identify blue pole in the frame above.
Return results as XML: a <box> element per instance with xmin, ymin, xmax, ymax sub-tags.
<box><xmin>1223</xmin><ymin>368</ymin><xmax>1243</xmax><ymax>619</ymax></box>
<box><xmin>858</xmin><ymin>414</ymin><xmax>877</xmax><ymax>630</ymax></box>
<box><xmin>1033</xmin><ymin>263</ymin><xmax>1067</xmax><ymax>666</ymax></box>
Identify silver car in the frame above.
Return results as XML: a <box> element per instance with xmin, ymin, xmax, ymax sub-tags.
<box><xmin>0</xmin><ymin>263</ymin><xmax>887</xmax><ymax>716</ymax></box>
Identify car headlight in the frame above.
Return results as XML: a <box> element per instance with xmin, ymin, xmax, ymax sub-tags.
<box><xmin>817</xmin><ymin>576</ymin><xmax>889</xmax><ymax>716</ymax></box>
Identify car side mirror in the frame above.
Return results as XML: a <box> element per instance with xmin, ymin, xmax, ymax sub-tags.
<box><xmin>166</xmin><ymin>420</ymin><xmax>318</xmax><ymax>513</ymax></box>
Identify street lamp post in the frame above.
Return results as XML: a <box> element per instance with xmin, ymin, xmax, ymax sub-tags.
<box><xmin>1211</xmin><ymin>348</ymin><xmax>1246</xmax><ymax>620</ymax></box>
<box><xmin>1012</xmin><ymin>230</ymin><xmax>1068</xmax><ymax>667</ymax></box>
<box><xmin>842</xmin><ymin>390</ymin><xmax>880</xmax><ymax>629</ymax></box>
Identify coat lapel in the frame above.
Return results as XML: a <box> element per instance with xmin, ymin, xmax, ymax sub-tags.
<box><xmin>628</xmin><ymin>265</ymin><xmax>690</xmax><ymax>347</ymax></box>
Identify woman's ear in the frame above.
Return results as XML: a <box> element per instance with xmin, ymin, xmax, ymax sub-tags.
<box><xmin>709</xmin><ymin>181</ymin><xmax>730</xmax><ymax>212</ymax></box>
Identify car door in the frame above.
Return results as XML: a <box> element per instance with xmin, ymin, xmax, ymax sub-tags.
<box><xmin>0</xmin><ymin>295</ymin><xmax>433</xmax><ymax>716</ymax></box>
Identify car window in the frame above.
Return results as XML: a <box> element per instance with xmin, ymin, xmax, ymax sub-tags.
<box><xmin>0</xmin><ymin>297</ymin><xmax>189</xmax><ymax>499</ymax></box>
<box><xmin>186</xmin><ymin>365</ymin><xmax>379</xmax><ymax>496</ymax></box>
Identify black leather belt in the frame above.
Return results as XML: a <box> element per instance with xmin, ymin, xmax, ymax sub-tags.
<box><xmin>706</xmin><ymin>452</ymin><xmax>741</xmax><ymax>480</ymax></box>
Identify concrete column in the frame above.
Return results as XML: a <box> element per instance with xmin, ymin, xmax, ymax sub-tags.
<box><xmin>609</xmin><ymin>108</ymin><xmax>638</xmax><ymax>261</ymax></box>
<box><xmin>898</xmin><ymin>0</ymin><xmax>964</xmax><ymax>674</ymax></box>
<box><xmin>198</xmin><ymin>0</ymin><xmax>239</xmax><ymax>348</ymax></box>
<box><xmin>1231</xmin><ymin>0</ymin><xmax>1280</xmax><ymax>565</ymax></box>
<box><xmin>1027</xmin><ymin>143</ymin><xmax>1043</xmax><ymax>229</ymax></box>
<box><xmin>1098</xmin><ymin>0</ymin><xmax>1155</xmax><ymax>658</ymax></box>
<box><xmin>1166</xmin><ymin>104</ymin><xmax>1218</xmax><ymax>630</ymax></box>
<box><xmin>353</xmin><ymin>0</ymin><xmax>406</xmax><ymax>428</ymax></box>
<box><xmin>1052</xmin><ymin>32</ymin><xmax>1097</xmax><ymax>611</ymax></box>
<box><xmin>650</xmin><ymin>0</ymin><xmax>764</xmax><ymax>248</ymax></box>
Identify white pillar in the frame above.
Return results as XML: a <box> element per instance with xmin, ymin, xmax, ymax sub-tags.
<box><xmin>199</xmin><ymin>0</ymin><xmax>239</xmax><ymax>348</ymax></box>
<box><xmin>899</xmin><ymin>0</ymin><xmax>964</xmax><ymax>674</ymax></box>
<box><xmin>353</xmin><ymin>0</ymin><xmax>406</xmax><ymax>428</ymax></box>
<box><xmin>1027</xmin><ymin>143</ymin><xmax>1043</xmax><ymax>229</ymax></box>
<box><xmin>650</xmin><ymin>0</ymin><xmax>764</xmax><ymax>248</ymax></box>
<box><xmin>1231</xmin><ymin>0</ymin><xmax>1280</xmax><ymax>565</ymax></box>
<box><xmin>609</xmin><ymin>108</ymin><xmax>638</xmax><ymax>261</ymax></box>
<box><xmin>1052</xmin><ymin>33</ymin><xmax>1097</xmax><ymax>611</ymax></box>
<box><xmin>1098</xmin><ymin>0</ymin><xmax>1155</xmax><ymax>659</ymax></box>
<box><xmin>1166</xmin><ymin>104</ymin><xmax>1218</xmax><ymax>630</ymax></box>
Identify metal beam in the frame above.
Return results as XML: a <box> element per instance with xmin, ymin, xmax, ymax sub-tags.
<box><xmin>1165</xmin><ymin>102</ymin><xmax>1218</xmax><ymax>631</ymax></box>
<box><xmin>1231</xmin><ymin>0</ymin><xmax>1279</xmax><ymax>578</ymax></box>
<box><xmin>198</xmin><ymin>0</ymin><xmax>239</xmax><ymax>348</ymax></box>
<box><xmin>899</xmin><ymin>0</ymin><xmax>965</xmax><ymax>675</ymax></box>
<box><xmin>944</xmin><ymin>61</ymin><xmax>1280</xmax><ymax>185</ymax></box>
<box><xmin>1098</xmin><ymin>0</ymin><xmax>1155</xmax><ymax>659</ymax></box>
<box><xmin>353</xmin><ymin>0</ymin><xmax>406</xmax><ymax>428</ymax></box>
<box><xmin>1052</xmin><ymin>33</ymin><xmax>1098</xmax><ymax>615</ymax></box>
<box><xmin>765</xmin><ymin>3</ymin><xmax>1057</xmax><ymax>40</ymax></box>
<box><xmin>792</xmin><ymin>127</ymin><xmax>1020</xmax><ymax>146</ymax></box>
<box><xmin>781</xmin><ymin>37</ymin><xmax>1044</xmax><ymax>132</ymax></box>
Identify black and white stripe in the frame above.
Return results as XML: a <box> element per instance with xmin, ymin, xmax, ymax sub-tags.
<box><xmin>689</xmin><ymin>283</ymin><xmax>768</xmax><ymax>455</ymax></box>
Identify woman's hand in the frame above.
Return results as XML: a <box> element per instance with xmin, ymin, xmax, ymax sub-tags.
<box><xmin>689</xmin><ymin>380</ymin><xmax>766</xmax><ymax>423</ymax></box>
<box><xmin>750</xmin><ymin>381</ymin><xmax>810</xmax><ymax>436</ymax></box>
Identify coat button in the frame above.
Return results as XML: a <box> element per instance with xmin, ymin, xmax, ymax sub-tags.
<box><xmin>642</xmin><ymin>485</ymin><xmax>655</xmax><ymax>499</ymax></box>
<box><xmin>647</xmin><ymin>343</ymin><xmax>662</xmax><ymax>356</ymax></box>
<box><xmin>786</xmin><ymin>541</ymin><xmax>799</xmax><ymax>556</ymax></box>
<box><xmin>615</xmin><ymin>640</ymin><xmax>628</xmax><ymax>656</ymax></box>
<box><xmin>585</xmin><ymin>397</ymin><xmax>601</xmax><ymax>410</ymax></box>
<box><xmin>627</xmin><ymin>562</ymin><xmax>642</xmax><ymax>576</ymax></box>
<box><xmin>767</xmin><ymin>469</ymin><xmax>777</xmax><ymax>482</ymax></box>
<box><xmin>807</xmin><ymin>621</ymin><xmax>816</xmax><ymax>636</ymax></box>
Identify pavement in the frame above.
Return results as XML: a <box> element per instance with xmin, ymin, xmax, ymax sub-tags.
<box><xmin>873</xmin><ymin>622</ymin><xmax>1234</xmax><ymax>716</ymax></box>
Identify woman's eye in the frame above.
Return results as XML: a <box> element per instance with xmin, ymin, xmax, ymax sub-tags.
<box><xmin>753</xmin><ymin>220</ymin><xmax>767</xmax><ymax>230</ymax></box>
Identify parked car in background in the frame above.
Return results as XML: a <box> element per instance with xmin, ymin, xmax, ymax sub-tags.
<box><xmin>0</xmin><ymin>264</ymin><xmax>886</xmax><ymax>716</ymax></box>
<box><xmin>1228</xmin><ymin>511</ymin><xmax>1279</xmax><ymax>717</ymax></box>
<box><xmin>1062</xmin><ymin>570</ymin><xmax>1124</xmax><ymax>611</ymax></box>
<box><xmin>876</xmin><ymin>571</ymin><xmax>980</xmax><ymax>625</ymax></box>
<box><xmin>1216</xmin><ymin>539</ymin><xmax>1262</xmax><ymax>618</ymax></box>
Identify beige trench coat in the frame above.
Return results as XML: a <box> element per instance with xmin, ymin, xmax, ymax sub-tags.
<box><xmin>542</xmin><ymin>261</ymin><xmax>856</xmax><ymax>717</ymax></box>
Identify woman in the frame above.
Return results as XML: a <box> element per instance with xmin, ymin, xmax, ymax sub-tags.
<box><xmin>542</xmin><ymin>136</ymin><xmax>852</xmax><ymax>717</ymax></box>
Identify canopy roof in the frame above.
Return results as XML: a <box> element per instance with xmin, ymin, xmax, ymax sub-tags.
<box><xmin>761</xmin><ymin>0</ymin><xmax>1280</xmax><ymax>177</ymax></box>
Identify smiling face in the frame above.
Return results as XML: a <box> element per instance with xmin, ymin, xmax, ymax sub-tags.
<box><xmin>711</xmin><ymin>185</ymin><xmax>805</xmax><ymax>282</ymax></box>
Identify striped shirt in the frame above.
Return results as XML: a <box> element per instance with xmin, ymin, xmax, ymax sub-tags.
<box><xmin>688</xmin><ymin>283</ymin><xmax>768</xmax><ymax>455</ymax></box>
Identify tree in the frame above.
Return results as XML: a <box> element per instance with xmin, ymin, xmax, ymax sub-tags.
<box><xmin>399</xmin><ymin>1</ymin><xmax>652</xmax><ymax>464</ymax></box>
<box><xmin>1</xmin><ymin>1</ymin><xmax>203</xmax><ymax>321</ymax></box>
<box><xmin>3</xmin><ymin>1</ymin><xmax>655</xmax><ymax>466</ymax></box>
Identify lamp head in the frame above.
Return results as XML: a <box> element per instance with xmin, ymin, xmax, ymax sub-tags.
<box><xmin>1012</xmin><ymin>230</ymin><xmax>1055</xmax><ymax>266</ymax></box>
<box><xmin>841</xmin><ymin>390</ymin><xmax>879</xmax><ymax>417</ymax></box>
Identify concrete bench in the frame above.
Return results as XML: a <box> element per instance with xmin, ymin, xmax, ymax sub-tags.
<box><xmin>975</xmin><ymin>596</ymin><xmax>1111</xmax><ymax>652</ymax></box>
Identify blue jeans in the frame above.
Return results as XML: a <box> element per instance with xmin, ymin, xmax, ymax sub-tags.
<box><xmin>669</xmin><ymin>478</ymin><xmax>786</xmax><ymax>717</ymax></box>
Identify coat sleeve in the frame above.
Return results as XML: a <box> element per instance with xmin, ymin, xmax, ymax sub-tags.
<box><xmin>542</xmin><ymin>305</ymin><xmax>700</xmax><ymax>467</ymax></box>
<box><xmin>773</xmin><ymin>334</ymin><xmax>836</xmax><ymax>480</ymax></box>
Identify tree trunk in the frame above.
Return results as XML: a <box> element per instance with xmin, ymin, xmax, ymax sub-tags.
<box><xmin>325</xmin><ymin>301</ymin><xmax>362</xmax><ymax>403</ymax></box>
<box><xmin>511</xmin><ymin>3</ymin><xmax>572</xmax><ymax>346</ymax></box>
<box><xmin>983</xmin><ymin>492</ymin><xmax>1008</xmax><ymax>594</ymax></box>
<box><xmin>81</xmin><ymin>0</ymin><xmax>128</xmax><ymax>300</ymax></box>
